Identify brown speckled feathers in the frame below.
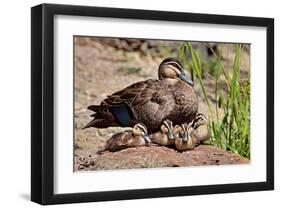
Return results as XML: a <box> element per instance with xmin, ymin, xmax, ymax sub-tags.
<box><xmin>83</xmin><ymin>58</ymin><xmax>198</xmax><ymax>133</ymax></box>
<box><xmin>84</xmin><ymin>78</ymin><xmax>198</xmax><ymax>133</ymax></box>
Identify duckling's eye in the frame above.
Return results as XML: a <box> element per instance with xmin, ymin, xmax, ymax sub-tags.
<box><xmin>198</xmin><ymin>118</ymin><xmax>206</xmax><ymax>124</ymax></box>
<box><xmin>134</xmin><ymin>127</ymin><xmax>141</xmax><ymax>133</ymax></box>
<box><xmin>161</xmin><ymin>126</ymin><xmax>169</xmax><ymax>133</ymax></box>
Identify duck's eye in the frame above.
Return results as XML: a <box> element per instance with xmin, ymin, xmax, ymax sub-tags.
<box><xmin>171</xmin><ymin>63</ymin><xmax>179</xmax><ymax>68</ymax></box>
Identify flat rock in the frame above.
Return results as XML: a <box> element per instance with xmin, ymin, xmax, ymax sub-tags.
<box><xmin>89</xmin><ymin>145</ymin><xmax>249</xmax><ymax>171</ymax></box>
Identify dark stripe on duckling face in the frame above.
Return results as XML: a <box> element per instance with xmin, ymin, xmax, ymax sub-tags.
<box><xmin>134</xmin><ymin>123</ymin><xmax>148</xmax><ymax>135</ymax></box>
<box><xmin>181</xmin><ymin>123</ymin><xmax>189</xmax><ymax>143</ymax></box>
<box><xmin>163</xmin><ymin>120</ymin><xmax>175</xmax><ymax>140</ymax></box>
<box><xmin>133</xmin><ymin>123</ymin><xmax>151</xmax><ymax>143</ymax></box>
<box><xmin>192</xmin><ymin>113</ymin><xmax>208</xmax><ymax>129</ymax></box>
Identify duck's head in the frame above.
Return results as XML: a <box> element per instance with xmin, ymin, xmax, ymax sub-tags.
<box><xmin>158</xmin><ymin>58</ymin><xmax>194</xmax><ymax>86</ymax></box>
<box><xmin>133</xmin><ymin>123</ymin><xmax>151</xmax><ymax>143</ymax></box>
<box><xmin>160</xmin><ymin>119</ymin><xmax>175</xmax><ymax>140</ymax></box>
<box><xmin>192</xmin><ymin>113</ymin><xmax>208</xmax><ymax>129</ymax></box>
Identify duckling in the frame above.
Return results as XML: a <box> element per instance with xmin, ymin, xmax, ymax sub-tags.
<box><xmin>104</xmin><ymin>123</ymin><xmax>151</xmax><ymax>152</ymax></box>
<box><xmin>150</xmin><ymin>119</ymin><xmax>175</xmax><ymax>146</ymax></box>
<box><xmin>83</xmin><ymin>58</ymin><xmax>198</xmax><ymax>133</ymax></box>
<box><xmin>174</xmin><ymin>123</ymin><xmax>195</xmax><ymax>151</ymax></box>
<box><xmin>190</xmin><ymin>113</ymin><xmax>210</xmax><ymax>143</ymax></box>
<box><xmin>174</xmin><ymin>113</ymin><xmax>210</xmax><ymax>151</ymax></box>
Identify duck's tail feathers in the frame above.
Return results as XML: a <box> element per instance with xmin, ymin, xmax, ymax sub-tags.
<box><xmin>87</xmin><ymin>105</ymin><xmax>104</xmax><ymax>112</ymax></box>
<box><xmin>82</xmin><ymin>118</ymin><xmax>111</xmax><ymax>129</ymax></box>
<box><xmin>82</xmin><ymin>105</ymin><xmax>117</xmax><ymax>129</ymax></box>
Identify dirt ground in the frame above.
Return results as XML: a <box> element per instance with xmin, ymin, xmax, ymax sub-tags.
<box><xmin>74</xmin><ymin>37</ymin><xmax>250</xmax><ymax>171</ymax></box>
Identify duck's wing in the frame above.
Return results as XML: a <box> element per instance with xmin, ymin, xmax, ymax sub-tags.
<box><xmin>103</xmin><ymin>79</ymin><xmax>158</xmax><ymax>107</ymax></box>
<box><xmin>83</xmin><ymin>79</ymin><xmax>158</xmax><ymax>129</ymax></box>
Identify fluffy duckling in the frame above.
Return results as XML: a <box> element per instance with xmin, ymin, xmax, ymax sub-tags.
<box><xmin>104</xmin><ymin>123</ymin><xmax>151</xmax><ymax>152</ymax></box>
<box><xmin>174</xmin><ymin>123</ymin><xmax>195</xmax><ymax>151</ymax></box>
<box><xmin>190</xmin><ymin>113</ymin><xmax>210</xmax><ymax>143</ymax></box>
<box><xmin>150</xmin><ymin>119</ymin><xmax>175</xmax><ymax>146</ymax></box>
<box><xmin>174</xmin><ymin>113</ymin><xmax>210</xmax><ymax>151</ymax></box>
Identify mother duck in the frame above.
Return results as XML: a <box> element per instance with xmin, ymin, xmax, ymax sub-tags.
<box><xmin>83</xmin><ymin>58</ymin><xmax>198</xmax><ymax>133</ymax></box>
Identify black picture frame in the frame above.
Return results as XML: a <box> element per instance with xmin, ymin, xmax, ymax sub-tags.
<box><xmin>31</xmin><ymin>3</ymin><xmax>274</xmax><ymax>205</ymax></box>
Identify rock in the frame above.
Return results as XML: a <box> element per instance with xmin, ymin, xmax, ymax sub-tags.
<box><xmin>91</xmin><ymin>145</ymin><xmax>249</xmax><ymax>171</ymax></box>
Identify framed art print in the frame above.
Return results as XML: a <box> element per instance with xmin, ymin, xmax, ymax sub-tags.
<box><xmin>31</xmin><ymin>3</ymin><xmax>274</xmax><ymax>205</ymax></box>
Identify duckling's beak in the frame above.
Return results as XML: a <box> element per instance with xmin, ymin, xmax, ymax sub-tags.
<box><xmin>143</xmin><ymin>134</ymin><xmax>151</xmax><ymax>144</ymax></box>
<box><xmin>182</xmin><ymin>131</ymin><xmax>189</xmax><ymax>143</ymax></box>
<box><xmin>179</xmin><ymin>73</ymin><xmax>194</xmax><ymax>86</ymax></box>
<box><xmin>168</xmin><ymin>130</ymin><xmax>175</xmax><ymax>141</ymax></box>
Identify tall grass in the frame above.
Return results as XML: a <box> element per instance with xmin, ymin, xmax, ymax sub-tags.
<box><xmin>180</xmin><ymin>42</ymin><xmax>250</xmax><ymax>159</ymax></box>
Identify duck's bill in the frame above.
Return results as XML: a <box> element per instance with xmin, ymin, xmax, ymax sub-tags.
<box><xmin>179</xmin><ymin>73</ymin><xmax>194</xmax><ymax>86</ymax></box>
<box><xmin>143</xmin><ymin>134</ymin><xmax>151</xmax><ymax>144</ymax></box>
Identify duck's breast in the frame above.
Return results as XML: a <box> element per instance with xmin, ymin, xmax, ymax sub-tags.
<box><xmin>169</xmin><ymin>80</ymin><xmax>198</xmax><ymax>124</ymax></box>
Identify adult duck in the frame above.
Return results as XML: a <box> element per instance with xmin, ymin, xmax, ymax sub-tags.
<box><xmin>83</xmin><ymin>58</ymin><xmax>198</xmax><ymax>133</ymax></box>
